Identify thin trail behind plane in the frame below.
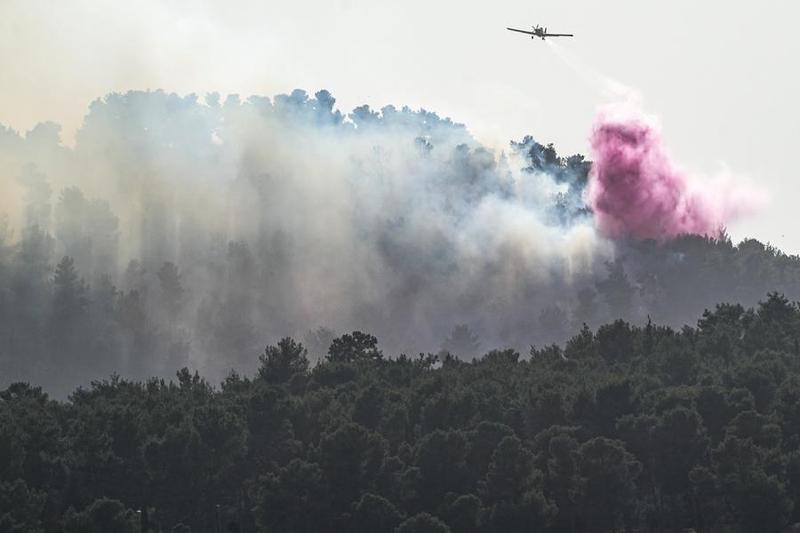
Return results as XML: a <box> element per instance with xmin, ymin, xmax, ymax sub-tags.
<box><xmin>545</xmin><ymin>40</ymin><xmax>639</xmax><ymax>102</ymax></box>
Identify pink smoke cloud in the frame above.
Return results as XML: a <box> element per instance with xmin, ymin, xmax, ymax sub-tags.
<box><xmin>586</xmin><ymin>106</ymin><xmax>764</xmax><ymax>241</ymax></box>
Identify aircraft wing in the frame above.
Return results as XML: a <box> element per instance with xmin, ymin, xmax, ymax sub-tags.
<box><xmin>506</xmin><ymin>27</ymin><xmax>537</xmax><ymax>35</ymax></box>
<box><xmin>543</xmin><ymin>33</ymin><xmax>574</xmax><ymax>37</ymax></box>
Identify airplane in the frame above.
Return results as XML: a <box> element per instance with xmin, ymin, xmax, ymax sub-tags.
<box><xmin>506</xmin><ymin>24</ymin><xmax>574</xmax><ymax>40</ymax></box>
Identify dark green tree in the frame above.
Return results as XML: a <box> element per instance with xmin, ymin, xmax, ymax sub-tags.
<box><xmin>395</xmin><ymin>512</ymin><xmax>451</xmax><ymax>533</ymax></box>
<box><xmin>257</xmin><ymin>337</ymin><xmax>309</xmax><ymax>384</ymax></box>
<box><xmin>327</xmin><ymin>331</ymin><xmax>383</xmax><ymax>363</ymax></box>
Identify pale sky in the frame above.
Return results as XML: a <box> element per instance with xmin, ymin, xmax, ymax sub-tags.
<box><xmin>1</xmin><ymin>0</ymin><xmax>799</xmax><ymax>252</ymax></box>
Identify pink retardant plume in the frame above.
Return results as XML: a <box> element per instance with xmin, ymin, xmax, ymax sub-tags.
<box><xmin>586</xmin><ymin>106</ymin><xmax>762</xmax><ymax>241</ymax></box>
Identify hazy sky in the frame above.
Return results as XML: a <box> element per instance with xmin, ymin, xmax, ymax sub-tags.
<box><xmin>1</xmin><ymin>0</ymin><xmax>798</xmax><ymax>252</ymax></box>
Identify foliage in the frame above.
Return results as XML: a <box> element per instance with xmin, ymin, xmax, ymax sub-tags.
<box><xmin>2</xmin><ymin>295</ymin><xmax>800</xmax><ymax>531</ymax></box>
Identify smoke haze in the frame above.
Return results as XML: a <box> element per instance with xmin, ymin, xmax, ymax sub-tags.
<box><xmin>0</xmin><ymin>89</ymin><xmax>620</xmax><ymax>392</ymax></box>
<box><xmin>0</xmin><ymin>88</ymin><xmax>783</xmax><ymax>397</ymax></box>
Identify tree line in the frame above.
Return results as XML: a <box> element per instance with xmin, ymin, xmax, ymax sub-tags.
<box><xmin>3</xmin><ymin>293</ymin><xmax>800</xmax><ymax>532</ymax></box>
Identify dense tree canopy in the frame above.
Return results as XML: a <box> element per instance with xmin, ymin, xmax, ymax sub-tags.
<box><xmin>3</xmin><ymin>293</ymin><xmax>800</xmax><ymax>531</ymax></box>
<box><xmin>4</xmin><ymin>89</ymin><xmax>800</xmax><ymax>531</ymax></box>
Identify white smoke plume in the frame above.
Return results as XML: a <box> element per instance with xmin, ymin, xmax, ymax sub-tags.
<box><xmin>0</xmin><ymin>89</ymin><xmax>611</xmax><ymax>389</ymax></box>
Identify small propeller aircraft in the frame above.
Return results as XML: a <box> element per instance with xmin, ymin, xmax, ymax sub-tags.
<box><xmin>506</xmin><ymin>24</ymin><xmax>574</xmax><ymax>40</ymax></box>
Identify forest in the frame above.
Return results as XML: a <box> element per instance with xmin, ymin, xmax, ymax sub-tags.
<box><xmin>3</xmin><ymin>89</ymin><xmax>800</xmax><ymax>532</ymax></box>
<box><xmin>3</xmin><ymin>293</ymin><xmax>800</xmax><ymax>532</ymax></box>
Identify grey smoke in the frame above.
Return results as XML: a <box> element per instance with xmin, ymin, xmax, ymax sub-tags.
<box><xmin>0</xmin><ymin>88</ymin><xmax>610</xmax><ymax>393</ymax></box>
